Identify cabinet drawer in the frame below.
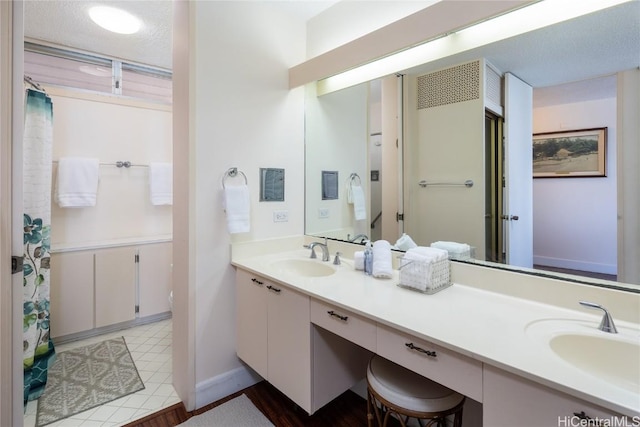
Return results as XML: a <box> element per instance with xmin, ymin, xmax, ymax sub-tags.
<box><xmin>376</xmin><ymin>324</ymin><xmax>482</xmax><ymax>402</ymax></box>
<box><xmin>310</xmin><ymin>299</ymin><xmax>376</xmax><ymax>352</ymax></box>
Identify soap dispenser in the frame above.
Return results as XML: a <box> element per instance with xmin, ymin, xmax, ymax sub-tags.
<box><xmin>364</xmin><ymin>241</ymin><xmax>373</xmax><ymax>276</ymax></box>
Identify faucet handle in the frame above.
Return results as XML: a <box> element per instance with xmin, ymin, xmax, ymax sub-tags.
<box><xmin>333</xmin><ymin>252</ymin><xmax>342</xmax><ymax>265</ymax></box>
<box><xmin>579</xmin><ymin>301</ymin><xmax>618</xmax><ymax>334</ymax></box>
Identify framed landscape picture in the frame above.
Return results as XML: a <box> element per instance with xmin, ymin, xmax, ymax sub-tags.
<box><xmin>532</xmin><ymin>128</ymin><xmax>607</xmax><ymax>178</ymax></box>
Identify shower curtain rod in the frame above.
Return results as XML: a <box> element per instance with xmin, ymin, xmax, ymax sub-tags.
<box><xmin>24</xmin><ymin>75</ymin><xmax>45</xmax><ymax>92</ymax></box>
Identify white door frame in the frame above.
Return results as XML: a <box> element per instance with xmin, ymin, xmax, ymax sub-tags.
<box><xmin>1</xmin><ymin>1</ymin><xmax>24</xmax><ymax>426</ymax></box>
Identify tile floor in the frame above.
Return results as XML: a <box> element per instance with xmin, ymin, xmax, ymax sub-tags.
<box><xmin>24</xmin><ymin>319</ymin><xmax>179</xmax><ymax>427</ymax></box>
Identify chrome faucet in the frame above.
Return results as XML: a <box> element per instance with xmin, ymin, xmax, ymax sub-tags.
<box><xmin>304</xmin><ymin>240</ymin><xmax>330</xmax><ymax>262</ymax></box>
<box><xmin>579</xmin><ymin>301</ymin><xmax>618</xmax><ymax>334</ymax></box>
<box><xmin>347</xmin><ymin>233</ymin><xmax>369</xmax><ymax>243</ymax></box>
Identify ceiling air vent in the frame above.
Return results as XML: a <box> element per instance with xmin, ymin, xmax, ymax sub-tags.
<box><xmin>417</xmin><ymin>60</ymin><xmax>480</xmax><ymax>109</ymax></box>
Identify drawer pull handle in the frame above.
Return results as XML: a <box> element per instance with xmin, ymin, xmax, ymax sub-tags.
<box><xmin>327</xmin><ymin>310</ymin><xmax>348</xmax><ymax>322</ymax></box>
<box><xmin>266</xmin><ymin>285</ymin><xmax>281</xmax><ymax>293</ymax></box>
<box><xmin>251</xmin><ymin>278</ymin><xmax>264</xmax><ymax>285</ymax></box>
<box><xmin>405</xmin><ymin>342</ymin><xmax>437</xmax><ymax>358</ymax></box>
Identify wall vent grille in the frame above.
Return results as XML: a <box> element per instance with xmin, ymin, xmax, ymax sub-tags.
<box><xmin>485</xmin><ymin>64</ymin><xmax>502</xmax><ymax>107</ymax></box>
<box><xmin>417</xmin><ymin>61</ymin><xmax>480</xmax><ymax>109</ymax></box>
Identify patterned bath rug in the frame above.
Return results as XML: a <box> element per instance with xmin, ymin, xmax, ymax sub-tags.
<box><xmin>36</xmin><ymin>336</ymin><xmax>144</xmax><ymax>426</ymax></box>
<box><xmin>177</xmin><ymin>394</ymin><xmax>274</xmax><ymax>427</ymax></box>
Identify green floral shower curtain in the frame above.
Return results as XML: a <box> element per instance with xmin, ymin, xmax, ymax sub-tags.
<box><xmin>23</xmin><ymin>88</ymin><xmax>56</xmax><ymax>405</ymax></box>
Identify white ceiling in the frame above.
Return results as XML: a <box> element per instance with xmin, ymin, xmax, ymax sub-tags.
<box><xmin>24</xmin><ymin>0</ymin><xmax>639</xmax><ymax>102</ymax></box>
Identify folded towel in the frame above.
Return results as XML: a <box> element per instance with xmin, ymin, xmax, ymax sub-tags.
<box><xmin>372</xmin><ymin>240</ymin><xmax>393</xmax><ymax>279</ymax></box>
<box><xmin>224</xmin><ymin>185</ymin><xmax>251</xmax><ymax>234</ymax></box>
<box><xmin>351</xmin><ymin>185</ymin><xmax>367</xmax><ymax>221</ymax></box>
<box><xmin>54</xmin><ymin>157</ymin><xmax>100</xmax><ymax>207</ymax></box>
<box><xmin>394</xmin><ymin>233</ymin><xmax>418</xmax><ymax>251</ymax></box>
<box><xmin>354</xmin><ymin>251</ymin><xmax>365</xmax><ymax>270</ymax></box>
<box><xmin>406</xmin><ymin>246</ymin><xmax>449</xmax><ymax>262</ymax></box>
<box><xmin>430</xmin><ymin>241</ymin><xmax>471</xmax><ymax>259</ymax></box>
<box><xmin>149</xmin><ymin>162</ymin><xmax>173</xmax><ymax>205</ymax></box>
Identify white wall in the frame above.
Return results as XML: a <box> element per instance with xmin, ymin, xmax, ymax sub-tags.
<box><xmin>48</xmin><ymin>89</ymin><xmax>172</xmax><ymax>248</ymax></box>
<box><xmin>533</xmin><ymin>94</ymin><xmax>617</xmax><ymax>274</ymax></box>
<box><xmin>175</xmin><ymin>1</ymin><xmax>307</xmax><ymax>409</ymax></box>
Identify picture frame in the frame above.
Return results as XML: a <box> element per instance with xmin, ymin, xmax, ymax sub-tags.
<box><xmin>532</xmin><ymin>128</ymin><xmax>607</xmax><ymax>178</ymax></box>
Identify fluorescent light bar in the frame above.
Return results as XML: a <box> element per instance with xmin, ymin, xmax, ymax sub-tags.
<box><xmin>317</xmin><ymin>0</ymin><xmax>632</xmax><ymax>95</ymax></box>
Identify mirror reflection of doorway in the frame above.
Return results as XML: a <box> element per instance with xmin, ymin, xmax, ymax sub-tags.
<box><xmin>485</xmin><ymin>112</ymin><xmax>505</xmax><ymax>263</ymax></box>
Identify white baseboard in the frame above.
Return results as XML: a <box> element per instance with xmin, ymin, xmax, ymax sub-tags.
<box><xmin>533</xmin><ymin>255</ymin><xmax>617</xmax><ymax>275</ymax></box>
<box><xmin>194</xmin><ymin>365</ymin><xmax>263</xmax><ymax>410</ymax></box>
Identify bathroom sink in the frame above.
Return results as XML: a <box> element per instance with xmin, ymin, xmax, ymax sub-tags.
<box><xmin>549</xmin><ymin>334</ymin><xmax>640</xmax><ymax>393</ymax></box>
<box><xmin>270</xmin><ymin>259</ymin><xmax>336</xmax><ymax>277</ymax></box>
<box><xmin>526</xmin><ymin>318</ymin><xmax>640</xmax><ymax>392</ymax></box>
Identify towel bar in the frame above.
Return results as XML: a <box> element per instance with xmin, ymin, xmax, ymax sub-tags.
<box><xmin>418</xmin><ymin>179</ymin><xmax>473</xmax><ymax>188</ymax></box>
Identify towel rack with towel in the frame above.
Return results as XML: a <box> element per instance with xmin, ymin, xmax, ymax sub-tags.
<box><xmin>222</xmin><ymin>167</ymin><xmax>248</xmax><ymax>189</ymax></box>
<box><xmin>418</xmin><ymin>179</ymin><xmax>474</xmax><ymax>188</ymax></box>
<box><xmin>52</xmin><ymin>160</ymin><xmax>148</xmax><ymax>168</ymax></box>
<box><xmin>348</xmin><ymin>172</ymin><xmax>362</xmax><ymax>186</ymax></box>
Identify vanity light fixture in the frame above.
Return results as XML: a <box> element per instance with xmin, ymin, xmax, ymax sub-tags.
<box><xmin>89</xmin><ymin>5</ymin><xmax>142</xmax><ymax>35</ymax></box>
<box><xmin>317</xmin><ymin>0</ymin><xmax>633</xmax><ymax>95</ymax></box>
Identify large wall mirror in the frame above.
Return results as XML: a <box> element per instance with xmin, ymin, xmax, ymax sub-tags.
<box><xmin>304</xmin><ymin>2</ymin><xmax>640</xmax><ymax>291</ymax></box>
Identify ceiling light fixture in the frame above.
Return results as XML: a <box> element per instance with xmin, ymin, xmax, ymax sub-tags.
<box><xmin>89</xmin><ymin>5</ymin><xmax>142</xmax><ymax>35</ymax></box>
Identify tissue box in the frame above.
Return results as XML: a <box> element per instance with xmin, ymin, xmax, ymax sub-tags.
<box><xmin>398</xmin><ymin>257</ymin><xmax>451</xmax><ymax>294</ymax></box>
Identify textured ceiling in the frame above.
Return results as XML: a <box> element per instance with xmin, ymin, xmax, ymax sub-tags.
<box><xmin>25</xmin><ymin>1</ymin><xmax>173</xmax><ymax>70</ymax></box>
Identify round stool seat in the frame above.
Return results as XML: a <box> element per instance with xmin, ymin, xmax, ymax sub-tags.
<box><xmin>367</xmin><ymin>355</ymin><xmax>464</xmax><ymax>414</ymax></box>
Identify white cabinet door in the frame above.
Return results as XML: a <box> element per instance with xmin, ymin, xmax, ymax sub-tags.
<box><xmin>235</xmin><ymin>269</ymin><xmax>268</xmax><ymax>379</ymax></box>
<box><xmin>50</xmin><ymin>251</ymin><xmax>95</xmax><ymax>338</ymax></box>
<box><xmin>138</xmin><ymin>242</ymin><xmax>172</xmax><ymax>317</ymax></box>
<box><xmin>266</xmin><ymin>281</ymin><xmax>312</xmax><ymax>413</ymax></box>
<box><xmin>483</xmin><ymin>364</ymin><xmax>631</xmax><ymax>427</ymax></box>
<box><xmin>94</xmin><ymin>247</ymin><xmax>136</xmax><ymax>328</ymax></box>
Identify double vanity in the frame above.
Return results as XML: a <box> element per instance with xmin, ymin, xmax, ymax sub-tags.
<box><xmin>232</xmin><ymin>236</ymin><xmax>640</xmax><ymax>426</ymax></box>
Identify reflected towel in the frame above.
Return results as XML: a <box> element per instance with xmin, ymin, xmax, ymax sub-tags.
<box><xmin>149</xmin><ymin>162</ymin><xmax>173</xmax><ymax>205</ymax></box>
<box><xmin>224</xmin><ymin>185</ymin><xmax>251</xmax><ymax>233</ymax></box>
<box><xmin>394</xmin><ymin>233</ymin><xmax>418</xmax><ymax>251</ymax></box>
<box><xmin>372</xmin><ymin>240</ymin><xmax>393</xmax><ymax>279</ymax></box>
<box><xmin>430</xmin><ymin>241</ymin><xmax>471</xmax><ymax>259</ymax></box>
<box><xmin>54</xmin><ymin>157</ymin><xmax>99</xmax><ymax>207</ymax></box>
<box><xmin>351</xmin><ymin>185</ymin><xmax>367</xmax><ymax>221</ymax></box>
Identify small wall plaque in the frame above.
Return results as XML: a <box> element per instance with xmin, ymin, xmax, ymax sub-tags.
<box><xmin>321</xmin><ymin>171</ymin><xmax>339</xmax><ymax>200</ymax></box>
<box><xmin>259</xmin><ymin>168</ymin><xmax>285</xmax><ymax>201</ymax></box>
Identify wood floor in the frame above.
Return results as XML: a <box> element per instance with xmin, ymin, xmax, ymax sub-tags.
<box><xmin>123</xmin><ymin>380</ymin><xmax>377</xmax><ymax>427</ymax></box>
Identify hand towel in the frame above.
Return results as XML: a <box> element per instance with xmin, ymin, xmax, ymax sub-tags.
<box><xmin>149</xmin><ymin>162</ymin><xmax>173</xmax><ymax>205</ymax></box>
<box><xmin>400</xmin><ymin>246</ymin><xmax>449</xmax><ymax>291</ymax></box>
<box><xmin>351</xmin><ymin>185</ymin><xmax>367</xmax><ymax>221</ymax></box>
<box><xmin>54</xmin><ymin>157</ymin><xmax>100</xmax><ymax>207</ymax></box>
<box><xmin>354</xmin><ymin>251</ymin><xmax>365</xmax><ymax>270</ymax></box>
<box><xmin>372</xmin><ymin>240</ymin><xmax>393</xmax><ymax>279</ymax></box>
<box><xmin>224</xmin><ymin>184</ymin><xmax>250</xmax><ymax>233</ymax></box>
<box><xmin>394</xmin><ymin>233</ymin><xmax>418</xmax><ymax>251</ymax></box>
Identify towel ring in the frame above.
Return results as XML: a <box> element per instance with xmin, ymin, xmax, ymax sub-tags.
<box><xmin>349</xmin><ymin>173</ymin><xmax>362</xmax><ymax>186</ymax></box>
<box><xmin>222</xmin><ymin>167</ymin><xmax>248</xmax><ymax>189</ymax></box>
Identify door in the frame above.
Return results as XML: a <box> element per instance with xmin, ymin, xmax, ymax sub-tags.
<box><xmin>503</xmin><ymin>73</ymin><xmax>533</xmax><ymax>268</ymax></box>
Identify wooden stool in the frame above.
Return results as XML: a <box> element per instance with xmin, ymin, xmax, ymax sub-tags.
<box><xmin>366</xmin><ymin>355</ymin><xmax>465</xmax><ymax>427</ymax></box>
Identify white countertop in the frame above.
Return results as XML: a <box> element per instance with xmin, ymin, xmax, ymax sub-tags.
<box><xmin>231</xmin><ymin>241</ymin><xmax>640</xmax><ymax>417</ymax></box>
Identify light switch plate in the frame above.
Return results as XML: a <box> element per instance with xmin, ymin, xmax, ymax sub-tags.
<box><xmin>273</xmin><ymin>210</ymin><xmax>289</xmax><ymax>222</ymax></box>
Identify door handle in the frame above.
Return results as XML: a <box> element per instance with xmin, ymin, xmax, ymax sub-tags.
<box><xmin>501</xmin><ymin>215</ymin><xmax>519</xmax><ymax>221</ymax></box>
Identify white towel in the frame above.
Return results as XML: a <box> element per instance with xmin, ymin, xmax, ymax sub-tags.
<box><xmin>351</xmin><ymin>185</ymin><xmax>367</xmax><ymax>221</ymax></box>
<box><xmin>394</xmin><ymin>233</ymin><xmax>418</xmax><ymax>251</ymax></box>
<box><xmin>400</xmin><ymin>246</ymin><xmax>449</xmax><ymax>292</ymax></box>
<box><xmin>430</xmin><ymin>241</ymin><xmax>471</xmax><ymax>259</ymax></box>
<box><xmin>354</xmin><ymin>251</ymin><xmax>365</xmax><ymax>271</ymax></box>
<box><xmin>149</xmin><ymin>162</ymin><xmax>173</xmax><ymax>205</ymax></box>
<box><xmin>224</xmin><ymin>185</ymin><xmax>251</xmax><ymax>234</ymax></box>
<box><xmin>372</xmin><ymin>240</ymin><xmax>393</xmax><ymax>279</ymax></box>
<box><xmin>54</xmin><ymin>157</ymin><xmax>99</xmax><ymax>207</ymax></box>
